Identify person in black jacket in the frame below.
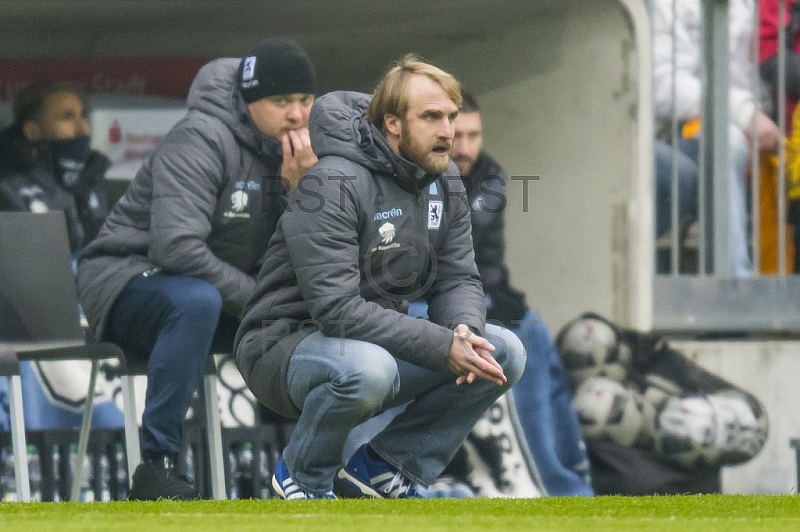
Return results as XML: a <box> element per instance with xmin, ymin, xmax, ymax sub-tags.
<box><xmin>234</xmin><ymin>55</ymin><xmax>525</xmax><ymax>500</ymax></box>
<box><xmin>78</xmin><ymin>38</ymin><xmax>319</xmax><ymax>500</ymax></box>
<box><xmin>0</xmin><ymin>80</ymin><xmax>125</xmax><ymax>436</ymax></box>
<box><xmin>0</xmin><ymin>80</ymin><xmax>111</xmax><ymax>254</ymax></box>
<box><xmin>446</xmin><ymin>91</ymin><xmax>593</xmax><ymax>496</ymax></box>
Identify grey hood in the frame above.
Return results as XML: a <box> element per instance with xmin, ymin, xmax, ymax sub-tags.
<box><xmin>309</xmin><ymin>90</ymin><xmax>439</xmax><ymax>192</ymax></box>
<box><xmin>77</xmin><ymin>57</ymin><xmax>288</xmax><ymax>340</ymax></box>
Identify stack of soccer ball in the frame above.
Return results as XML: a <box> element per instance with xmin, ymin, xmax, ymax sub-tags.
<box><xmin>556</xmin><ymin>314</ymin><xmax>768</xmax><ymax>469</ymax></box>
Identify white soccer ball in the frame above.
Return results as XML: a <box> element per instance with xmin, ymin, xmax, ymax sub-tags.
<box><xmin>655</xmin><ymin>391</ymin><xmax>769</xmax><ymax>468</ymax></box>
<box><xmin>572</xmin><ymin>377</ymin><xmax>651</xmax><ymax>447</ymax></box>
<box><xmin>655</xmin><ymin>396</ymin><xmax>716</xmax><ymax>468</ymax></box>
<box><xmin>558</xmin><ymin>316</ymin><xmax>632</xmax><ymax>389</ymax></box>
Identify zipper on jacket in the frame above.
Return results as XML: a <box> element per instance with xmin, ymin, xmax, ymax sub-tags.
<box><xmin>412</xmin><ymin>184</ymin><xmax>429</xmax><ymax>284</ymax></box>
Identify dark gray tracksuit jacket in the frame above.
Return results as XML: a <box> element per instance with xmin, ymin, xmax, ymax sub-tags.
<box><xmin>234</xmin><ymin>91</ymin><xmax>485</xmax><ymax>418</ymax></box>
<box><xmin>78</xmin><ymin>58</ymin><xmax>286</xmax><ymax>340</ymax></box>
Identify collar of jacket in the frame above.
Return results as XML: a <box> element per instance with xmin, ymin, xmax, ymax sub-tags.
<box><xmin>233</xmin><ymin>90</ymin><xmax>283</xmax><ymax>165</ymax></box>
<box><xmin>367</xmin><ymin>121</ymin><xmax>440</xmax><ymax>193</ymax></box>
<box><xmin>0</xmin><ymin>125</ymin><xmax>110</xmax><ymax>189</ymax></box>
<box><xmin>462</xmin><ymin>151</ymin><xmax>507</xmax><ymax>199</ymax></box>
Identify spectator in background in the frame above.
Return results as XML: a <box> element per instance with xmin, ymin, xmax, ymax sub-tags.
<box><xmin>0</xmin><ymin>80</ymin><xmax>123</xmax><ymax>433</ymax></box>
<box><xmin>654</xmin><ymin>140</ymin><xmax>699</xmax><ymax>273</ymax></box>
<box><xmin>759</xmin><ymin>0</ymin><xmax>800</xmax><ymax>271</ymax></box>
<box><xmin>653</xmin><ymin>0</ymin><xmax>780</xmax><ymax>277</ymax></box>
<box><xmin>758</xmin><ymin>0</ymin><xmax>800</xmax><ymax>128</ymax></box>
<box><xmin>77</xmin><ymin>37</ymin><xmax>318</xmax><ymax>500</ymax></box>
<box><xmin>450</xmin><ymin>91</ymin><xmax>593</xmax><ymax>496</ymax></box>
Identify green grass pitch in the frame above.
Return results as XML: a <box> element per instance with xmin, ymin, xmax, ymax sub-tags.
<box><xmin>0</xmin><ymin>495</ymin><xmax>799</xmax><ymax>531</ymax></box>
<box><xmin>0</xmin><ymin>495</ymin><xmax>800</xmax><ymax>532</ymax></box>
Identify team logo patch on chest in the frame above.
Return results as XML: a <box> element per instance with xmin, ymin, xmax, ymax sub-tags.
<box><xmin>379</xmin><ymin>221</ymin><xmax>395</xmax><ymax>244</ymax></box>
<box><xmin>224</xmin><ymin>190</ymin><xmax>250</xmax><ymax>218</ymax></box>
<box><xmin>428</xmin><ymin>201</ymin><xmax>443</xmax><ymax>229</ymax></box>
<box><xmin>371</xmin><ymin>221</ymin><xmax>401</xmax><ymax>252</ymax></box>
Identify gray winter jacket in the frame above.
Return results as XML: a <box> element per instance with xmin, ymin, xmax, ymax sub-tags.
<box><xmin>78</xmin><ymin>58</ymin><xmax>287</xmax><ymax>340</ymax></box>
<box><xmin>234</xmin><ymin>91</ymin><xmax>485</xmax><ymax>419</ymax></box>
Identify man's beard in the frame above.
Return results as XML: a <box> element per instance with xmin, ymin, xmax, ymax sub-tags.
<box><xmin>398</xmin><ymin>130</ymin><xmax>451</xmax><ymax>175</ymax></box>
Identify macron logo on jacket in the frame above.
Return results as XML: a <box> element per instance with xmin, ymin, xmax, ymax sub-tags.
<box><xmin>373</xmin><ymin>208</ymin><xmax>403</xmax><ymax>221</ymax></box>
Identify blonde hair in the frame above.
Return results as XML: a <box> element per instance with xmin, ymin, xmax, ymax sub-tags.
<box><xmin>366</xmin><ymin>54</ymin><xmax>462</xmax><ymax>134</ymax></box>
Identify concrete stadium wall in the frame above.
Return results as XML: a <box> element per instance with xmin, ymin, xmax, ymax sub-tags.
<box><xmin>677</xmin><ymin>339</ymin><xmax>800</xmax><ymax>494</ymax></box>
<box><xmin>430</xmin><ymin>2</ymin><xmax>652</xmax><ymax>334</ymax></box>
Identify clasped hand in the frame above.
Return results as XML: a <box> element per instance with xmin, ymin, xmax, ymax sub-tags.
<box><xmin>447</xmin><ymin>324</ymin><xmax>507</xmax><ymax>386</ymax></box>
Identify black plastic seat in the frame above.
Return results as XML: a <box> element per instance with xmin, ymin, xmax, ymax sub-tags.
<box><xmin>0</xmin><ymin>211</ymin><xmax>136</xmax><ymax>501</ymax></box>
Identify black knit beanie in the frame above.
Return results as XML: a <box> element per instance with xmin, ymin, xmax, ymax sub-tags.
<box><xmin>238</xmin><ymin>38</ymin><xmax>317</xmax><ymax>103</ymax></box>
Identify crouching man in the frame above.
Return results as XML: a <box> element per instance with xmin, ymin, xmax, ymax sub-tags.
<box><xmin>234</xmin><ymin>55</ymin><xmax>525</xmax><ymax>499</ymax></box>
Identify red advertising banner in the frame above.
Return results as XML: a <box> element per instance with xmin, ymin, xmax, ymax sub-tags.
<box><xmin>0</xmin><ymin>58</ymin><xmax>209</xmax><ymax>102</ymax></box>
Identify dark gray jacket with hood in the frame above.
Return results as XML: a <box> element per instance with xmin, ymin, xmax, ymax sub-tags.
<box><xmin>78</xmin><ymin>58</ymin><xmax>287</xmax><ymax>340</ymax></box>
<box><xmin>234</xmin><ymin>90</ymin><xmax>485</xmax><ymax>419</ymax></box>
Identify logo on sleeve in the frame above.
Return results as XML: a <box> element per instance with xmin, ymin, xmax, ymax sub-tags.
<box><xmin>428</xmin><ymin>201</ymin><xmax>443</xmax><ymax>229</ymax></box>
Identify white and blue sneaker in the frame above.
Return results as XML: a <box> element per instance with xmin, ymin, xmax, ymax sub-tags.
<box><xmin>272</xmin><ymin>457</ymin><xmax>336</xmax><ymax>500</ymax></box>
<box><xmin>336</xmin><ymin>444</ymin><xmax>421</xmax><ymax>499</ymax></box>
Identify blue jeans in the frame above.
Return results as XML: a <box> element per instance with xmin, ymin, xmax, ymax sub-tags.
<box><xmin>344</xmin><ymin>304</ymin><xmax>593</xmax><ymax>496</ymax></box>
<box><xmin>106</xmin><ymin>273</ymin><xmax>237</xmax><ymax>457</ymax></box>
<box><xmin>509</xmin><ymin>310</ymin><xmax>593</xmax><ymax>496</ymax></box>
<box><xmin>282</xmin><ymin>326</ymin><xmax>525</xmax><ymax>496</ymax></box>
<box><xmin>654</xmin><ymin>140</ymin><xmax>699</xmax><ymax>238</ymax></box>
<box><xmin>410</xmin><ymin>302</ymin><xmax>592</xmax><ymax>496</ymax></box>
<box><xmin>672</xmin><ymin>129</ymin><xmax>753</xmax><ymax>277</ymax></box>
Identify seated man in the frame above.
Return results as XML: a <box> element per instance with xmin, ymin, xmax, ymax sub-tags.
<box><xmin>234</xmin><ymin>55</ymin><xmax>525</xmax><ymax>500</ymax></box>
<box><xmin>449</xmin><ymin>91</ymin><xmax>593</xmax><ymax>496</ymax></box>
<box><xmin>77</xmin><ymin>38</ymin><xmax>318</xmax><ymax>500</ymax></box>
<box><xmin>653</xmin><ymin>0</ymin><xmax>780</xmax><ymax>276</ymax></box>
<box><xmin>0</xmin><ymin>80</ymin><xmax>122</xmax><ymax>432</ymax></box>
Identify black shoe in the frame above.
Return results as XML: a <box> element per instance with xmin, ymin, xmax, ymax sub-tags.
<box><xmin>127</xmin><ymin>455</ymin><xmax>202</xmax><ymax>501</ymax></box>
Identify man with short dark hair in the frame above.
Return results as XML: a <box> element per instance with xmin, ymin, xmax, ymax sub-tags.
<box><xmin>78</xmin><ymin>37</ymin><xmax>319</xmax><ymax>500</ymax></box>
<box><xmin>451</xmin><ymin>91</ymin><xmax>593</xmax><ymax>496</ymax></box>
<box><xmin>234</xmin><ymin>55</ymin><xmax>525</xmax><ymax>500</ymax></box>
<box><xmin>0</xmin><ymin>80</ymin><xmax>111</xmax><ymax>253</ymax></box>
<box><xmin>0</xmin><ymin>80</ymin><xmax>125</xmax><ymax>438</ymax></box>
